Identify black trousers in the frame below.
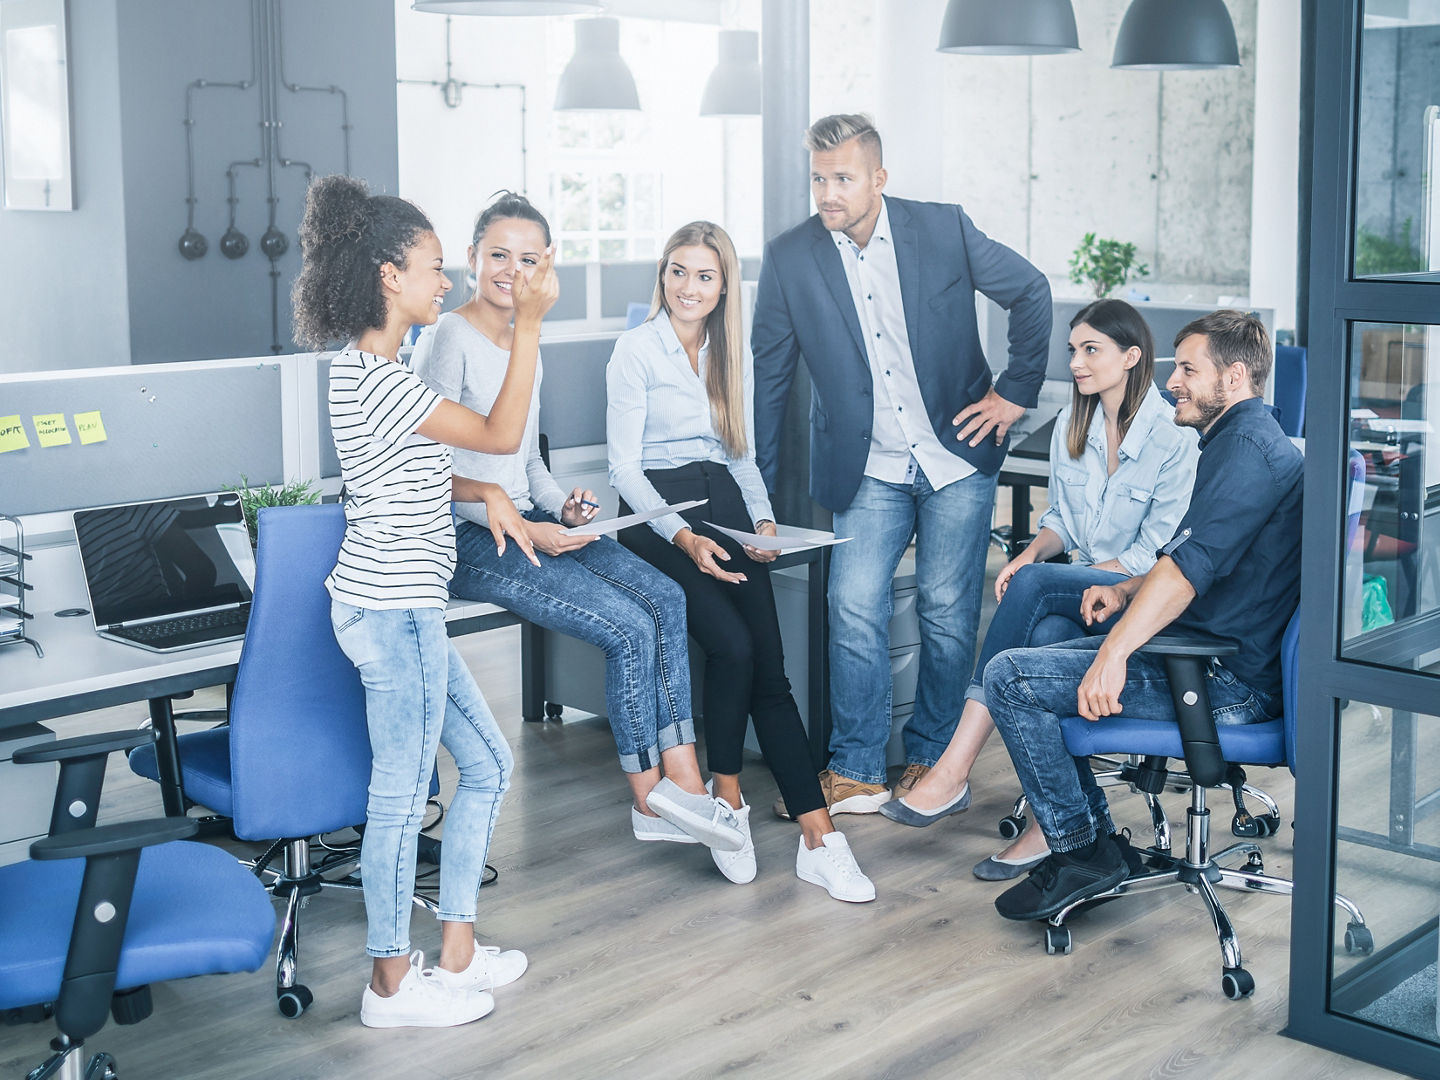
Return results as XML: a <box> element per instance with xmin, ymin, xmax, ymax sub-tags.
<box><xmin>619</xmin><ymin>462</ymin><xmax>826</xmax><ymax>817</ymax></box>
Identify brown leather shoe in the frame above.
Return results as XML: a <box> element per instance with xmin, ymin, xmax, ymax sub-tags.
<box><xmin>893</xmin><ymin>763</ymin><xmax>931</xmax><ymax>799</ymax></box>
<box><xmin>773</xmin><ymin>769</ymin><xmax>892</xmax><ymax>819</ymax></box>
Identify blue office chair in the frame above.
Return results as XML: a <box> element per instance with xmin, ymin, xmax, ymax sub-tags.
<box><xmin>1273</xmin><ymin>344</ymin><xmax>1308</xmax><ymax>438</ymax></box>
<box><xmin>128</xmin><ymin>503</ymin><xmax>439</xmax><ymax>1018</ymax></box>
<box><xmin>1038</xmin><ymin>455</ymin><xmax>1373</xmax><ymax>998</ymax></box>
<box><xmin>0</xmin><ymin>760</ymin><xmax>273</xmax><ymax>1079</ymax></box>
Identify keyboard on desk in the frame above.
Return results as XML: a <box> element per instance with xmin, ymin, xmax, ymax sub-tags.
<box><xmin>103</xmin><ymin>606</ymin><xmax>250</xmax><ymax>652</ymax></box>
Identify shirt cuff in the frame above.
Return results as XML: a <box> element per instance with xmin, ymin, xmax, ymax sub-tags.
<box><xmin>1161</xmin><ymin>527</ymin><xmax>1213</xmax><ymax>596</ymax></box>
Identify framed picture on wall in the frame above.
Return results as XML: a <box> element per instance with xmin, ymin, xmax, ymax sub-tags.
<box><xmin>0</xmin><ymin>0</ymin><xmax>74</xmax><ymax>211</ymax></box>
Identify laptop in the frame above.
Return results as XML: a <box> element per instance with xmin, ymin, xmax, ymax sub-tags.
<box><xmin>73</xmin><ymin>492</ymin><xmax>255</xmax><ymax>653</ymax></box>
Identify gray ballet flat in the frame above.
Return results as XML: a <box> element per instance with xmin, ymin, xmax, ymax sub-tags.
<box><xmin>972</xmin><ymin>849</ymin><xmax>1050</xmax><ymax>881</ymax></box>
<box><xmin>877</xmin><ymin>783</ymin><xmax>970</xmax><ymax>827</ymax></box>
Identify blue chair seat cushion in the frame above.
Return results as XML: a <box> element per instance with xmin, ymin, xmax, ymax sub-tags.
<box><xmin>128</xmin><ymin>728</ymin><xmax>233</xmax><ymax>818</ymax></box>
<box><xmin>0</xmin><ymin>840</ymin><xmax>275</xmax><ymax>1011</ymax></box>
<box><xmin>1059</xmin><ymin>714</ymin><xmax>1285</xmax><ymax>767</ymax></box>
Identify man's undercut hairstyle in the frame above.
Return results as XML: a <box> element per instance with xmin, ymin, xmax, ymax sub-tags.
<box><xmin>1174</xmin><ymin>309</ymin><xmax>1272</xmax><ymax>394</ymax></box>
<box><xmin>804</xmin><ymin>113</ymin><xmax>883</xmax><ymax>167</ymax></box>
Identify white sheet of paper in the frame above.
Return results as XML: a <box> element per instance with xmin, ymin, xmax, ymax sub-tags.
<box><xmin>703</xmin><ymin>521</ymin><xmax>852</xmax><ymax>552</ymax></box>
<box><xmin>563</xmin><ymin>499</ymin><xmax>707</xmax><ymax>536</ymax></box>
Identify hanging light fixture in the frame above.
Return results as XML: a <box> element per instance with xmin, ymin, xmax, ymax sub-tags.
<box><xmin>699</xmin><ymin>30</ymin><xmax>760</xmax><ymax>117</ymax></box>
<box><xmin>554</xmin><ymin>17</ymin><xmax>640</xmax><ymax>110</ymax></box>
<box><xmin>1112</xmin><ymin>0</ymin><xmax>1241</xmax><ymax>70</ymax></box>
<box><xmin>412</xmin><ymin>1</ymin><xmax>607</xmax><ymax>14</ymax></box>
<box><xmin>936</xmin><ymin>0</ymin><xmax>1079</xmax><ymax>55</ymax></box>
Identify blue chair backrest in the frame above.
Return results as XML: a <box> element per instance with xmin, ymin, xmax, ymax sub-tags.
<box><xmin>227</xmin><ymin>504</ymin><xmax>373</xmax><ymax>840</ymax></box>
<box><xmin>1274</xmin><ymin>345</ymin><xmax>1307</xmax><ymax>438</ymax></box>
<box><xmin>625</xmin><ymin>301</ymin><xmax>650</xmax><ymax>330</ymax></box>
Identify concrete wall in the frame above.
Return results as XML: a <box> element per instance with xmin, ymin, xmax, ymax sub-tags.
<box><xmin>117</xmin><ymin>0</ymin><xmax>399</xmax><ymax>363</ymax></box>
<box><xmin>808</xmin><ymin>0</ymin><xmax>1274</xmax><ymax>319</ymax></box>
<box><xmin>0</xmin><ymin>0</ymin><xmax>130</xmax><ymax>374</ymax></box>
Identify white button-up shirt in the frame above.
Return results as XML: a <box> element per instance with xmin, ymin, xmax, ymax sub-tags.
<box><xmin>834</xmin><ymin>197</ymin><xmax>974</xmax><ymax>490</ymax></box>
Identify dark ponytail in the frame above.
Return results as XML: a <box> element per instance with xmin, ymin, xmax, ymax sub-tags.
<box><xmin>292</xmin><ymin>175</ymin><xmax>434</xmax><ymax>348</ymax></box>
<box><xmin>471</xmin><ymin>190</ymin><xmax>552</xmax><ymax>248</ymax></box>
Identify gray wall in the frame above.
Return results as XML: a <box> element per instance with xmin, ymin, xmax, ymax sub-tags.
<box><xmin>116</xmin><ymin>0</ymin><xmax>399</xmax><ymax>363</ymax></box>
<box><xmin>0</xmin><ymin>0</ymin><xmax>130</xmax><ymax>374</ymax></box>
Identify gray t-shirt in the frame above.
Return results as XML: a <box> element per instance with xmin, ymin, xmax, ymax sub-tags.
<box><xmin>411</xmin><ymin>312</ymin><xmax>567</xmax><ymax>528</ymax></box>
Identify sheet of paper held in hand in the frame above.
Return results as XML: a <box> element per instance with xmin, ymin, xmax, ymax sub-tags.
<box><xmin>563</xmin><ymin>499</ymin><xmax>708</xmax><ymax>536</ymax></box>
<box><xmin>704</xmin><ymin>522</ymin><xmax>853</xmax><ymax>552</ymax></box>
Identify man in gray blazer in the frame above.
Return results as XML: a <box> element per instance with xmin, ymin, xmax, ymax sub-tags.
<box><xmin>752</xmin><ymin>113</ymin><xmax>1051</xmax><ymax>815</ymax></box>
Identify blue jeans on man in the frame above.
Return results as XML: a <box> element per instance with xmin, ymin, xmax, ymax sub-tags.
<box><xmin>827</xmin><ymin>470</ymin><xmax>996</xmax><ymax>785</ymax></box>
<box><xmin>983</xmin><ymin>636</ymin><xmax>1280</xmax><ymax>855</ymax></box>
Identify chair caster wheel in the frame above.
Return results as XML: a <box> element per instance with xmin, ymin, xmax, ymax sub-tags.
<box><xmin>277</xmin><ymin>984</ymin><xmax>313</xmax><ymax>1018</ymax></box>
<box><xmin>85</xmin><ymin>1051</ymin><xmax>118</xmax><ymax>1080</ymax></box>
<box><xmin>1245</xmin><ymin>851</ymin><xmax>1265</xmax><ymax>873</ymax></box>
<box><xmin>1221</xmin><ymin>967</ymin><xmax>1255</xmax><ymax>999</ymax></box>
<box><xmin>1044</xmin><ymin>925</ymin><xmax>1072</xmax><ymax>955</ymax></box>
<box><xmin>1344</xmin><ymin>924</ymin><xmax>1374</xmax><ymax>955</ymax></box>
<box><xmin>544</xmin><ymin>702</ymin><xmax>563</xmax><ymax>720</ymax></box>
<box><xmin>998</xmin><ymin>814</ymin><xmax>1026</xmax><ymax>840</ymax></box>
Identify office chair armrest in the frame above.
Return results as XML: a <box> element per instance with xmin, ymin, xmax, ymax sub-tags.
<box><xmin>31</xmin><ymin>817</ymin><xmax>198</xmax><ymax>861</ymax></box>
<box><xmin>1137</xmin><ymin>634</ymin><xmax>1238</xmax><ymax>658</ymax></box>
<box><xmin>1146</xmin><ymin>651</ymin><xmax>1228</xmax><ymax>789</ymax></box>
<box><xmin>14</xmin><ymin>729</ymin><xmax>151</xmax><ymax>764</ymax></box>
<box><xmin>16</xmin><ymin>730</ymin><xmax>153</xmax><ymax>838</ymax></box>
<box><xmin>30</xmin><ymin>818</ymin><xmax>197</xmax><ymax>1043</ymax></box>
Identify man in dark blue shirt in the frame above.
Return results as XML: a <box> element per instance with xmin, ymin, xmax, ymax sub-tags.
<box><xmin>981</xmin><ymin>310</ymin><xmax>1302</xmax><ymax>922</ymax></box>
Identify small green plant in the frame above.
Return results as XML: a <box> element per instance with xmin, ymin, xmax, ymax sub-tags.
<box><xmin>1068</xmin><ymin>233</ymin><xmax>1150</xmax><ymax>299</ymax></box>
<box><xmin>1355</xmin><ymin>218</ymin><xmax>1425</xmax><ymax>277</ymax></box>
<box><xmin>232</xmin><ymin>475</ymin><xmax>320</xmax><ymax>544</ymax></box>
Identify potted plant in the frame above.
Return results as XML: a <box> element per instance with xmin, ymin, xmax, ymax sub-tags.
<box><xmin>232</xmin><ymin>475</ymin><xmax>321</xmax><ymax>546</ymax></box>
<box><xmin>1068</xmin><ymin>233</ymin><xmax>1149</xmax><ymax>299</ymax></box>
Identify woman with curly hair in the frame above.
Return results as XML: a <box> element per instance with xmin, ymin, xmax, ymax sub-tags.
<box><xmin>411</xmin><ymin>193</ymin><xmax>748</xmax><ymax>862</ymax></box>
<box><xmin>292</xmin><ymin>175</ymin><xmax>556</xmax><ymax>1029</ymax></box>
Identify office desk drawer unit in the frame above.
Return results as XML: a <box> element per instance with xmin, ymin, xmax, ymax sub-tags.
<box><xmin>0</xmin><ymin>724</ymin><xmax>55</xmax><ymax>866</ymax></box>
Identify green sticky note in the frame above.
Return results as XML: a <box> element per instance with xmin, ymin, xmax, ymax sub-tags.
<box><xmin>75</xmin><ymin>410</ymin><xmax>108</xmax><ymax>445</ymax></box>
<box><xmin>0</xmin><ymin>415</ymin><xmax>28</xmax><ymax>453</ymax></box>
<box><xmin>33</xmin><ymin>413</ymin><xmax>72</xmax><ymax>447</ymax></box>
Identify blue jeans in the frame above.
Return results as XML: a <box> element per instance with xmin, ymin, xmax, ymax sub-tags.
<box><xmin>828</xmin><ymin>470</ymin><xmax>997</xmax><ymax>784</ymax></box>
<box><xmin>450</xmin><ymin>516</ymin><xmax>694</xmax><ymax>774</ymax></box>
<box><xmin>965</xmin><ymin>562</ymin><xmax>1127</xmax><ymax>703</ymax></box>
<box><xmin>983</xmin><ymin>636</ymin><xmax>1280</xmax><ymax>854</ymax></box>
<box><xmin>331</xmin><ymin>601</ymin><xmax>513</xmax><ymax>958</ymax></box>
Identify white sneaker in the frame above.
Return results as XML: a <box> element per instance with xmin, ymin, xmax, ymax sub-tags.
<box><xmin>644</xmin><ymin>777</ymin><xmax>746</xmax><ymax>851</ymax></box>
<box><xmin>359</xmin><ymin>951</ymin><xmax>495</xmax><ymax>1028</ymax></box>
<box><xmin>428</xmin><ymin>942</ymin><xmax>529</xmax><ymax>993</ymax></box>
<box><xmin>707</xmin><ymin>783</ymin><xmax>756</xmax><ymax>884</ymax></box>
<box><xmin>631</xmin><ymin>805</ymin><xmax>700</xmax><ymax>844</ymax></box>
<box><xmin>795</xmin><ymin>832</ymin><xmax>876</xmax><ymax>903</ymax></box>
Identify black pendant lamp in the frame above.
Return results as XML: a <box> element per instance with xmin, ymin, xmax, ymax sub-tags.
<box><xmin>1112</xmin><ymin>0</ymin><xmax>1241</xmax><ymax>70</ymax></box>
<box><xmin>937</xmin><ymin>0</ymin><xmax>1080</xmax><ymax>55</ymax></box>
<box><xmin>699</xmin><ymin>30</ymin><xmax>761</xmax><ymax>117</ymax></box>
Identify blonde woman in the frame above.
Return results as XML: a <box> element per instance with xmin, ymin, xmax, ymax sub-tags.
<box><xmin>607</xmin><ymin>221</ymin><xmax>875</xmax><ymax>902</ymax></box>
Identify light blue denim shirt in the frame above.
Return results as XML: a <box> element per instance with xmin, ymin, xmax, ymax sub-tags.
<box><xmin>1036</xmin><ymin>383</ymin><xmax>1199</xmax><ymax>574</ymax></box>
<box><xmin>607</xmin><ymin>314</ymin><xmax>774</xmax><ymax>542</ymax></box>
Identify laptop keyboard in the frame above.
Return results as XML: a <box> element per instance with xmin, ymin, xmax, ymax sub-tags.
<box><xmin>109</xmin><ymin>607</ymin><xmax>249</xmax><ymax>649</ymax></box>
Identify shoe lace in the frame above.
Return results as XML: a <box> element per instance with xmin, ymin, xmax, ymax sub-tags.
<box><xmin>1028</xmin><ymin>859</ymin><xmax>1059</xmax><ymax>890</ymax></box>
<box><xmin>823</xmin><ymin>843</ymin><xmax>860</xmax><ymax>880</ymax></box>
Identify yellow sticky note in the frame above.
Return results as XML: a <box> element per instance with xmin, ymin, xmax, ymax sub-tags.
<box><xmin>33</xmin><ymin>413</ymin><xmax>72</xmax><ymax>448</ymax></box>
<box><xmin>75</xmin><ymin>410</ymin><xmax>108</xmax><ymax>445</ymax></box>
<box><xmin>0</xmin><ymin>415</ymin><xmax>28</xmax><ymax>453</ymax></box>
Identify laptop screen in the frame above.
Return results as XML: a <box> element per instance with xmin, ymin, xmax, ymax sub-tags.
<box><xmin>74</xmin><ymin>493</ymin><xmax>255</xmax><ymax>628</ymax></box>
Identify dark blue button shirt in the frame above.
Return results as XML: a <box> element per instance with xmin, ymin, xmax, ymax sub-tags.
<box><xmin>1161</xmin><ymin>397</ymin><xmax>1303</xmax><ymax>701</ymax></box>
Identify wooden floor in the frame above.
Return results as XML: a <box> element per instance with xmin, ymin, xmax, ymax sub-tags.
<box><xmin>1</xmin><ymin>633</ymin><xmax>1410</xmax><ymax>1079</ymax></box>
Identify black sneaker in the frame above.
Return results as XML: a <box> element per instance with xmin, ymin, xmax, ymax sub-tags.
<box><xmin>993</xmin><ymin>838</ymin><xmax>1127</xmax><ymax>921</ymax></box>
<box><xmin>1111</xmin><ymin>829</ymin><xmax>1149</xmax><ymax>877</ymax></box>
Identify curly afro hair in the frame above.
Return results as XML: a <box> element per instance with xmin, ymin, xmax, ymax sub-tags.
<box><xmin>292</xmin><ymin>175</ymin><xmax>435</xmax><ymax>348</ymax></box>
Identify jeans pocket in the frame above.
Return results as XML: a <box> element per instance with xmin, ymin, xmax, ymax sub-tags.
<box><xmin>332</xmin><ymin>604</ymin><xmax>365</xmax><ymax>635</ymax></box>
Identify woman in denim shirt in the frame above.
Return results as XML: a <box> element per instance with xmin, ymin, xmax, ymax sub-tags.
<box><xmin>881</xmin><ymin>299</ymin><xmax>1199</xmax><ymax>879</ymax></box>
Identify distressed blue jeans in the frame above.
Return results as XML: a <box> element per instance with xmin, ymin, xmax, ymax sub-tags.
<box><xmin>828</xmin><ymin>470</ymin><xmax>997</xmax><ymax>784</ymax></box>
<box><xmin>984</xmin><ymin>636</ymin><xmax>1280</xmax><ymax>854</ymax></box>
<box><xmin>451</xmin><ymin>516</ymin><xmax>694</xmax><ymax>773</ymax></box>
<box><xmin>331</xmin><ymin>601</ymin><xmax>512</xmax><ymax>958</ymax></box>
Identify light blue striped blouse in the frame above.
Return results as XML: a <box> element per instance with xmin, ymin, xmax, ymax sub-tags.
<box><xmin>606</xmin><ymin>314</ymin><xmax>774</xmax><ymax>542</ymax></box>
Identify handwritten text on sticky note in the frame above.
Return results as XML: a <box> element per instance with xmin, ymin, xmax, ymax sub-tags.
<box><xmin>0</xmin><ymin>415</ymin><xmax>28</xmax><ymax>453</ymax></box>
<box><xmin>74</xmin><ymin>411</ymin><xmax>108</xmax><ymax>444</ymax></box>
<box><xmin>33</xmin><ymin>413</ymin><xmax>72</xmax><ymax>447</ymax></box>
